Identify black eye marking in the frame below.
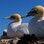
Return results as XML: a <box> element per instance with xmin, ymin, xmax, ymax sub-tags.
<box><xmin>32</xmin><ymin>10</ymin><xmax>38</xmax><ymax>14</ymax></box>
<box><xmin>28</xmin><ymin>10</ymin><xmax>38</xmax><ymax>15</ymax></box>
<box><xmin>26</xmin><ymin>9</ymin><xmax>38</xmax><ymax>16</ymax></box>
<box><xmin>11</xmin><ymin>16</ymin><xmax>16</xmax><ymax>19</ymax></box>
<box><xmin>32</xmin><ymin>8</ymin><xmax>38</xmax><ymax>14</ymax></box>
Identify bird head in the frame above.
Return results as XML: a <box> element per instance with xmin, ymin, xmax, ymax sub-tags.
<box><xmin>21</xmin><ymin>5</ymin><xmax>44</xmax><ymax>18</ymax></box>
<box><xmin>3</xmin><ymin>14</ymin><xmax>22</xmax><ymax>22</ymax></box>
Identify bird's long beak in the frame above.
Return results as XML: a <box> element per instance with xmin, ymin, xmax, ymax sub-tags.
<box><xmin>21</xmin><ymin>11</ymin><xmax>33</xmax><ymax>18</ymax></box>
<box><xmin>21</xmin><ymin>12</ymin><xmax>32</xmax><ymax>18</ymax></box>
<box><xmin>21</xmin><ymin>9</ymin><xmax>38</xmax><ymax>18</ymax></box>
<box><xmin>3</xmin><ymin>16</ymin><xmax>11</xmax><ymax>20</ymax></box>
<box><xmin>21</xmin><ymin>14</ymin><xmax>27</xmax><ymax>18</ymax></box>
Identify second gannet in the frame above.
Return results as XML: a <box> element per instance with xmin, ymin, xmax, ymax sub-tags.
<box><xmin>22</xmin><ymin>5</ymin><xmax>44</xmax><ymax>37</ymax></box>
<box><xmin>4</xmin><ymin>14</ymin><xmax>29</xmax><ymax>38</ymax></box>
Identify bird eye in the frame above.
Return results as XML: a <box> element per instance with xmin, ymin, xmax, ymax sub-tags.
<box><xmin>31</xmin><ymin>8</ymin><xmax>38</xmax><ymax>13</ymax></box>
<box><xmin>32</xmin><ymin>10</ymin><xmax>38</xmax><ymax>14</ymax></box>
<box><xmin>11</xmin><ymin>16</ymin><xmax>16</xmax><ymax>19</ymax></box>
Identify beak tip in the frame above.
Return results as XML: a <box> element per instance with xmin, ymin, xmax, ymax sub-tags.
<box><xmin>3</xmin><ymin>16</ymin><xmax>10</xmax><ymax>20</ymax></box>
<box><xmin>3</xmin><ymin>18</ymin><xmax>5</xmax><ymax>19</ymax></box>
<box><xmin>3</xmin><ymin>17</ymin><xmax>8</xmax><ymax>20</ymax></box>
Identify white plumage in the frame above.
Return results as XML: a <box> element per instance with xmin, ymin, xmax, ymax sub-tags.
<box><xmin>22</xmin><ymin>5</ymin><xmax>44</xmax><ymax>37</ymax></box>
<box><xmin>4</xmin><ymin>14</ymin><xmax>29</xmax><ymax>38</ymax></box>
<box><xmin>7</xmin><ymin>23</ymin><xmax>29</xmax><ymax>37</ymax></box>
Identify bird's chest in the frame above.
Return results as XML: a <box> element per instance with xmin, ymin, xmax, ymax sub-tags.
<box><xmin>28</xmin><ymin>17</ymin><xmax>44</xmax><ymax>30</ymax></box>
<box><xmin>28</xmin><ymin>18</ymin><xmax>39</xmax><ymax>29</ymax></box>
<box><xmin>8</xmin><ymin>22</ymin><xmax>20</xmax><ymax>33</ymax></box>
<box><xmin>9</xmin><ymin>22</ymin><xmax>19</xmax><ymax>29</ymax></box>
<box><xmin>29</xmin><ymin>21</ymin><xmax>39</xmax><ymax>30</ymax></box>
<box><xmin>28</xmin><ymin>19</ymin><xmax>44</xmax><ymax>32</ymax></box>
<box><xmin>28</xmin><ymin>17</ymin><xmax>44</xmax><ymax>37</ymax></box>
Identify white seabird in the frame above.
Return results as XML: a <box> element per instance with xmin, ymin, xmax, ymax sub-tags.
<box><xmin>4</xmin><ymin>14</ymin><xmax>29</xmax><ymax>38</ymax></box>
<box><xmin>22</xmin><ymin>5</ymin><xmax>44</xmax><ymax>37</ymax></box>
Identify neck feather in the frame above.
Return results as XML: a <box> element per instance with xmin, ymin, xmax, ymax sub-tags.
<box><xmin>14</xmin><ymin>18</ymin><xmax>22</xmax><ymax>25</ymax></box>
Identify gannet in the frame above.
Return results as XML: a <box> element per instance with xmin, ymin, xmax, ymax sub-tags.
<box><xmin>22</xmin><ymin>5</ymin><xmax>44</xmax><ymax>37</ymax></box>
<box><xmin>4</xmin><ymin>14</ymin><xmax>29</xmax><ymax>38</ymax></box>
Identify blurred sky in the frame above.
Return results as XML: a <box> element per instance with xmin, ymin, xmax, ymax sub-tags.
<box><xmin>0</xmin><ymin>0</ymin><xmax>44</xmax><ymax>36</ymax></box>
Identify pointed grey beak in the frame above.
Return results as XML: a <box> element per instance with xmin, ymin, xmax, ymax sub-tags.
<box><xmin>21</xmin><ymin>11</ymin><xmax>34</xmax><ymax>18</ymax></box>
<box><xmin>21</xmin><ymin>12</ymin><xmax>32</xmax><ymax>18</ymax></box>
<box><xmin>21</xmin><ymin>14</ymin><xmax>27</xmax><ymax>18</ymax></box>
<box><xmin>3</xmin><ymin>16</ymin><xmax>11</xmax><ymax>20</ymax></box>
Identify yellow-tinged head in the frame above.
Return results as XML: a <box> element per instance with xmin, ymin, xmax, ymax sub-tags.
<box><xmin>34</xmin><ymin>5</ymin><xmax>44</xmax><ymax>15</ymax></box>
<box><xmin>21</xmin><ymin>5</ymin><xmax>44</xmax><ymax>18</ymax></box>
<box><xmin>4</xmin><ymin>14</ymin><xmax>22</xmax><ymax>22</ymax></box>
<box><xmin>28</xmin><ymin>5</ymin><xmax>44</xmax><ymax>16</ymax></box>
